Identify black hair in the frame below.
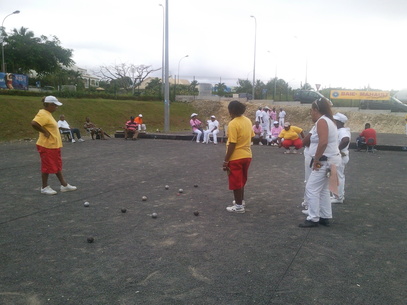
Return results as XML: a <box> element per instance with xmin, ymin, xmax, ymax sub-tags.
<box><xmin>311</xmin><ymin>97</ymin><xmax>333</xmax><ymax>121</ymax></box>
<box><xmin>228</xmin><ymin>100</ymin><xmax>246</xmax><ymax>116</ymax></box>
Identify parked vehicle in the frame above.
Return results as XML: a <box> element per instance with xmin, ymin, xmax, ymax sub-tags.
<box><xmin>294</xmin><ymin>90</ymin><xmax>326</xmax><ymax>103</ymax></box>
<box><xmin>360</xmin><ymin>96</ymin><xmax>407</xmax><ymax>112</ymax></box>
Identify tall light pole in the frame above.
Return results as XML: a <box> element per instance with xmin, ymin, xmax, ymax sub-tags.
<box><xmin>250</xmin><ymin>15</ymin><xmax>257</xmax><ymax>100</ymax></box>
<box><xmin>164</xmin><ymin>0</ymin><xmax>169</xmax><ymax>132</ymax></box>
<box><xmin>267</xmin><ymin>50</ymin><xmax>277</xmax><ymax>101</ymax></box>
<box><xmin>1</xmin><ymin>10</ymin><xmax>20</xmax><ymax>73</ymax></box>
<box><xmin>159</xmin><ymin>3</ymin><xmax>165</xmax><ymax>98</ymax></box>
<box><xmin>176</xmin><ymin>54</ymin><xmax>188</xmax><ymax>99</ymax></box>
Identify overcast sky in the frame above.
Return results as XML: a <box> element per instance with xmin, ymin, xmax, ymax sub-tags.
<box><xmin>2</xmin><ymin>0</ymin><xmax>406</xmax><ymax>90</ymax></box>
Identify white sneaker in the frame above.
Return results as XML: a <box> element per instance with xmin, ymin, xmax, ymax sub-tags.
<box><xmin>78</xmin><ymin>138</ymin><xmax>85</xmax><ymax>142</ymax></box>
<box><xmin>331</xmin><ymin>198</ymin><xmax>343</xmax><ymax>204</ymax></box>
<box><xmin>233</xmin><ymin>200</ymin><xmax>246</xmax><ymax>206</ymax></box>
<box><xmin>259</xmin><ymin>142</ymin><xmax>263</xmax><ymax>146</ymax></box>
<box><xmin>41</xmin><ymin>186</ymin><xmax>57</xmax><ymax>195</ymax></box>
<box><xmin>71</xmin><ymin>139</ymin><xmax>76</xmax><ymax>143</ymax></box>
<box><xmin>284</xmin><ymin>149</ymin><xmax>290</xmax><ymax>154</ymax></box>
<box><xmin>302</xmin><ymin>209</ymin><xmax>309</xmax><ymax>215</ymax></box>
<box><xmin>226</xmin><ymin>204</ymin><xmax>245</xmax><ymax>213</ymax></box>
<box><xmin>60</xmin><ymin>184</ymin><xmax>77</xmax><ymax>192</ymax></box>
<box><xmin>292</xmin><ymin>149</ymin><xmax>297</xmax><ymax>154</ymax></box>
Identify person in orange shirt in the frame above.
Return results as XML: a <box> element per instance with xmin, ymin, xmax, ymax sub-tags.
<box><xmin>135</xmin><ymin>114</ymin><xmax>146</xmax><ymax>132</ymax></box>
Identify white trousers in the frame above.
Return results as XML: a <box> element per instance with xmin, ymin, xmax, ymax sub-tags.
<box><xmin>305</xmin><ymin>161</ymin><xmax>332</xmax><ymax>221</ymax></box>
<box><xmin>137</xmin><ymin>124</ymin><xmax>146</xmax><ymax>131</ymax></box>
<box><xmin>204</xmin><ymin>129</ymin><xmax>219</xmax><ymax>144</ymax></box>
<box><xmin>279</xmin><ymin>118</ymin><xmax>285</xmax><ymax>126</ymax></box>
<box><xmin>337</xmin><ymin>155</ymin><xmax>349</xmax><ymax>200</ymax></box>
<box><xmin>194</xmin><ymin>129</ymin><xmax>203</xmax><ymax>142</ymax></box>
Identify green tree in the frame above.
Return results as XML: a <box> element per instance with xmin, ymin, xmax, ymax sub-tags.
<box><xmin>4</xmin><ymin>27</ymin><xmax>74</xmax><ymax>75</ymax></box>
<box><xmin>235</xmin><ymin>79</ymin><xmax>253</xmax><ymax>94</ymax></box>
<box><xmin>145</xmin><ymin>78</ymin><xmax>162</xmax><ymax>97</ymax></box>
<box><xmin>214</xmin><ymin>82</ymin><xmax>227</xmax><ymax>97</ymax></box>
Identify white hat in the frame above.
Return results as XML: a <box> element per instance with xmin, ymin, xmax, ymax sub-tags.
<box><xmin>44</xmin><ymin>96</ymin><xmax>62</xmax><ymax>106</ymax></box>
<box><xmin>273</xmin><ymin>121</ymin><xmax>279</xmax><ymax>125</ymax></box>
<box><xmin>191</xmin><ymin>113</ymin><xmax>198</xmax><ymax>117</ymax></box>
<box><xmin>333</xmin><ymin>113</ymin><xmax>348</xmax><ymax>123</ymax></box>
<box><xmin>138</xmin><ymin>114</ymin><xmax>143</xmax><ymax>117</ymax></box>
<box><xmin>210</xmin><ymin>115</ymin><xmax>216</xmax><ymax>118</ymax></box>
<box><xmin>284</xmin><ymin>122</ymin><xmax>290</xmax><ymax>127</ymax></box>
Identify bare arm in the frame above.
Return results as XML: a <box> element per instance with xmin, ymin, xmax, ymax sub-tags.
<box><xmin>223</xmin><ymin>143</ymin><xmax>236</xmax><ymax>170</ymax></box>
<box><xmin>313</xmin><ymin>119</ymin><xmax>328</xmax><ymax>170</ymax></box>
<box><xmin>31</xmin><ymin>121</ymin><xmax>50</xmax><ymax>138</ymax></box>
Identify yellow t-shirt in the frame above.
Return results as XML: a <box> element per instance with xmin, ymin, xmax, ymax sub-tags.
<box><xmin>278</xmin><ymin>126</ymin><xmax>303</xmax><ymax>140</ymax></box>
<box><xmin>33</xmin><ymin>109</ymin><xmax>63</xmax><ymax>149</ymax></box>
<box><xmin>227</xmin><ymin>115</ymin><xmax>254</xmax><ymax>161</ymax></box>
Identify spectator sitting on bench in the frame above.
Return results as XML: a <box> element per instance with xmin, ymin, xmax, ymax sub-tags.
<box><xmin>356</xmin><ymin>123</ymin><xmax>377</xmax><ymax>152</ymax></box>
<box><xmin>84</xmin><ymin>117</ymin><xmax>106</xmax><ymax>140</ymax></box>
<box><xmin>124</xmin><ymin>116</ymin><xmax>139</xmax><ymax>140</ymax></box>
<box><xmin>135</xmin><ymin>114</ymin><xmax>146</xmax><ymax>132</ymax></box>
<box><xmin>57</xmin><ymin>115</ymin><xmax>84</xmax><ymax>143</ymax></box>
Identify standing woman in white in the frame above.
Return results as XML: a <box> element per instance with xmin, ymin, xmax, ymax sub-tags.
<box><xmin>332</xmin><ymin>113</ymin><xmax>351</xmax><ymax>204</ymax></box>
<box><xmin>299</xmin><ymin>98</ymin><xmax>341</xmax><ymax>228</ymax></box>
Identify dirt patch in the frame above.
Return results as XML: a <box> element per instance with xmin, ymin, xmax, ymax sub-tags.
<box><xmin>190</xmin><ymin>100</ymin><xmax>406</xmax><ymax>134</ymax></box>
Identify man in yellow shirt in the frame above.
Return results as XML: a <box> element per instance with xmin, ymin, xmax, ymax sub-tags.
<box><xmin>277</xmin><ymin>122</ymin><xmax>305</xmax><ymax>154</ymax></box>
<box><xmin>223</xmin><ymin>100</ymin><xmax>255</xmax><ymax>213</ymax></box>
<box><xmin>31</xmin><ymin>96</ymin><xmax>77</xmax><ymax>195</ymax></box>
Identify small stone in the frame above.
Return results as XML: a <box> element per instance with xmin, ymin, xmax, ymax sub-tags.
<box><xmin>87</xmin><ymin>237</ymin><xmax>94</xmax><ymax>243</ymax></box>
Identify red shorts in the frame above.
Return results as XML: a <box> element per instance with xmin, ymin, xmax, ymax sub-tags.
<box><xmin>37</xmin><ymin>145</ymin><xmax>62</xmax><ymax>174</ymax></box>
<box><xmin>227</xmin><ymin>158</ymin><xmax>252</xmax><ymax>190</ymax></box>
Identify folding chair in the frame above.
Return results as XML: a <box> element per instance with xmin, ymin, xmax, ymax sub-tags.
<box><xmin>366</xmin><ymin>138</ymin><xmax>375</xmax><ymax>152</ymax></box>
<box><xmin>60</xmin><ymin>129</ymin><xmax>73</xmax><ymax>142</ymax></box>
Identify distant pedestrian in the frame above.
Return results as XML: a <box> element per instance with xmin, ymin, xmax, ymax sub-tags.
<box><xmin>31</xmin><ymin>96</ymin><xmax>77</xmax><ymax>195</ymax></box>
<box><xmin>269</xmin><ymin>107</ymin><xmax>277</xmax><ymax>122</ymax></box>
<box><xmin>332</xmin><ymin>113</ymin><xmax>351</xmax><ymax>204</ymax></box>
<box><xmin>278</xmin><ymin>108</ymin><xmax>286</xmax><ymax>126</ymax></box>
<box><xmin>224</xmin><ymin>100</ymin><xmax>254</xmax><ymax>213</ymax></box>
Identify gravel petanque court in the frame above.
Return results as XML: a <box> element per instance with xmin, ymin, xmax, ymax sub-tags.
<box><xmin>0</xmin><ymin>138</ymin><xmax>406</xmax><ymax>305</ymax></box>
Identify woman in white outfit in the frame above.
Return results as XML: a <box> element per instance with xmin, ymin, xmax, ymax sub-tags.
<box><xmin>204</xmin><ymin>115</ymin><xmax>219</xmax><ymax>144</ymax></box>
<box><xmin>331</xmin><ymin>113</ymin><xmax>351</xmax><ymax>204</ymax></box>
<box><xmin>299</xmin><ymin>98</ymin><xmax>341</xmax><ymax>228</ymax></box>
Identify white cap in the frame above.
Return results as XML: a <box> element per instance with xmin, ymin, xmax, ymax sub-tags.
<box><xmin>284</xmin><ymin>122</ymin><xmax>290</xmax><ymax>127</ymax></box>
<box><xmin>210</xmin><ymin>115</ymin><xmax>216</xmax><ymax>118</ymax></box>
<box><xmin>138</xmin><ymin>114</ymin><xmax>143</xmax><ymax>117</ymax></box>
<box><xmin>333</xmin><ymin>113</ymin><xmax>348</xmax><ymax>123</ymax></box>
<box><xmin>191</xmin><ymin>113</ymin><xmax>198</xmax><ymax>117</ymax></box>
<box><xmin>273</xmin><ymin>121</ymin><xmax>279</xmax><ymax>125</ymax></box>
<box><xmin>44</xmin><ymin>96</ymin><xmax>62</xmax><ymax>106</ymax></box>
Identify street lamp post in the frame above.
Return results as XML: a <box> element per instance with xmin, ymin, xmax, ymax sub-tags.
<box><xmin>176</xmin><ymin>54</ymin><xmax>188</xmax><ymax>99</ymax></box>
<box><xmin>1</xmin><ymin>10</ymin><xmax>20</xmax><ymax>73</ymax></box>
<box><xmin>250</xmin><ymin>15</ymin><xmax>257</xmax><ymax>100</ymax></box>
<box><xmin>163</xmin><ymin>0</ymin><xmax>169</xmax><ymax>132</ymax></box>
<box><xmin>159</xmin><ymin>4</ymin><xmax>165</xmax><ymax>99</ymax></box>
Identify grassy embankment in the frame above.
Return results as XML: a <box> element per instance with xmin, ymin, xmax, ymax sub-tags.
<box><xmin>0</xmin><ymin>96</ymin><xmax>196</xmax><ymax>142</ymax></box>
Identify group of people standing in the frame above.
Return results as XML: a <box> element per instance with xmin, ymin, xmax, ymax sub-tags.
<box><xmin>223</xmin><ymin>98</ymin><xmax>353</xmax><ymax>229</ymax></box>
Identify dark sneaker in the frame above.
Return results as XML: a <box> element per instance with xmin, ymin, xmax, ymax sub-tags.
<box><xmin>319</xmin><ymin>218</ymin><xmax>330</xmax><ymax>227</ymax></box>
<box><xmin>299</xmin><ymin>220</ymin><xmax>319</xmax><ymax>228</ymax></box>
